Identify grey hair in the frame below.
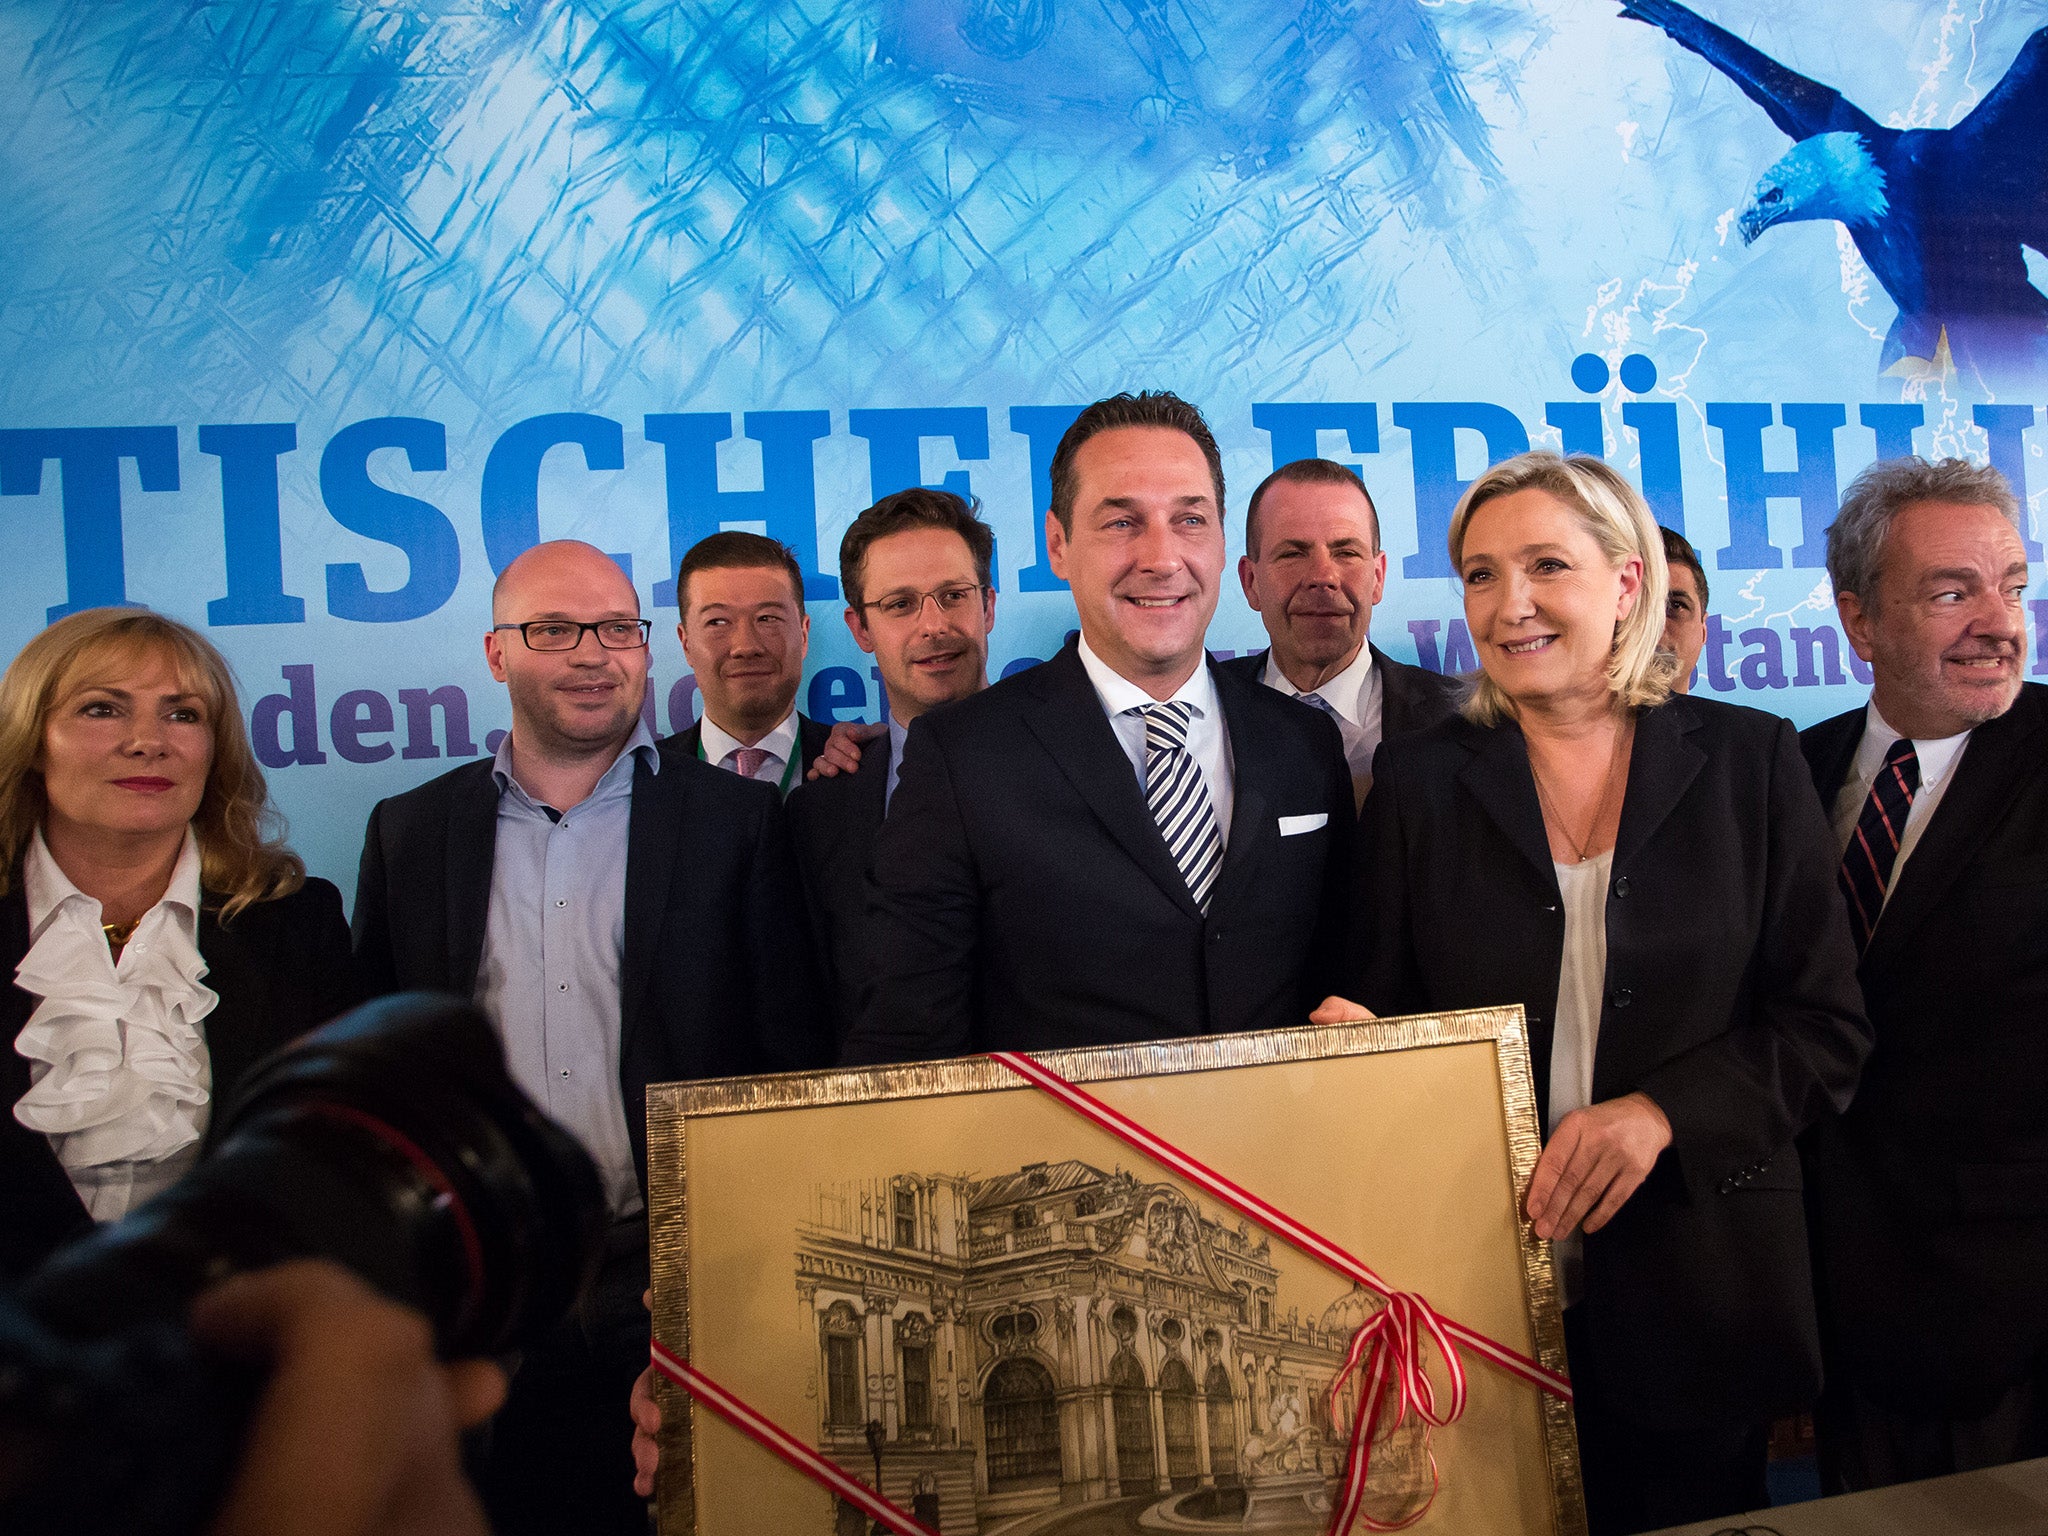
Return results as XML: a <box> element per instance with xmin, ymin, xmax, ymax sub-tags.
<box><xmin>1827</xmin><ymin>457</ymin><xmax>2022</xmax><ymax>607</ymax></box>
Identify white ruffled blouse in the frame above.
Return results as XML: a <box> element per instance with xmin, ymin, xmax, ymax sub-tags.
<box><xmin>12</xmin><ymin>828</ymin><xmax>218</xmax><ymax>1222</ymax></box>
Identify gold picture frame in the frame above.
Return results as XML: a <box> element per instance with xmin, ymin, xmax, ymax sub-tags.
<box><xmin>647</xmin><ymin>1007</ymin><xmax>1584</xmax><ymax>1536</ymax></box>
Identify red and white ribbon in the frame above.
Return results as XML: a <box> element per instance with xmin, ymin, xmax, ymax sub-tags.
<box><xmin>654</xmin><ymin>1049</ymin><xmax>1568</xmax><ymax>1534</ymax></box>
<box><xmin>990</xmin><ymin>1049</ymin><xmax>1572</xmax><ymax>1533</ymax></box>
<box><xmin>648</xmin><ymin>1339</ymin><xmax>940</xmax><ymax>1536</ymax></box>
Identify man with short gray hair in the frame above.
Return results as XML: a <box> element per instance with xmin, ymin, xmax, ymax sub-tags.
<box><xmin>1800</xmin><ymin>456</ymin><xmax>2048</xmax><ymax>1492</ymax></box>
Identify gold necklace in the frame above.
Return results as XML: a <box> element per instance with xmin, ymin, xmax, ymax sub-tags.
<box><xmin>102</xmin><ymin>916</ymin><xmax>142</xmax><ymax>950</ymax></box>
<box><xmin>1528</xmin><ymin>719</ymin><xmax>1631</xmax><ymax>863</ymax></box>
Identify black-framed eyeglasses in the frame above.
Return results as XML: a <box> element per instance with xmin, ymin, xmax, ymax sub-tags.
<box><xmin>492</xmin><ymin>619</ymin><xmax>653</xmax><ymax>651</ymax></box>
<box><xmin>860</xmin><ymin>583</ymin><xmax>988</xmax><ymax>622</ymax></box>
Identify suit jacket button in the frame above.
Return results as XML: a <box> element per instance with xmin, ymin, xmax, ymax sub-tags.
<box><xmin>1613</xmin><ymin>876</ymin><xmax>1631</xmax><ymax>899</ymax></box>
<box><xmin>1611</xmin><ymin>988</ymin><xmax>1634</xmax><ymax>1008</ymax></box>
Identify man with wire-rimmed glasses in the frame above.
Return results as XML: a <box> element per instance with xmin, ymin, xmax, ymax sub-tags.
<box><xmin>351</xmin><ymin>539</ymin><xmax>827</xmax><ymax>1536</ymax></box>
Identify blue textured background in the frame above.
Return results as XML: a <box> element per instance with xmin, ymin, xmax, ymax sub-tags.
<box><xmin>2</xmin><ymin>0</ymin><xmax>2043</xmax><ymax>896</ymax></box>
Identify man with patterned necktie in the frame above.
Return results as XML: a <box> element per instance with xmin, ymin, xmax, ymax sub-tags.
<box><xmin>1799</xmin><ymin>456</ymin><xmax>2047</xmax><ymax>1493</ymax></box>
<box><xmin>841</xmin><ymin>392</ymin><xmax>1354</xmax><ymax>1066</ymax></box>
<box><xmin>1221</xmin><ymin>456</ymin><xmax>1459</xmax><ymax>806</ymax></box>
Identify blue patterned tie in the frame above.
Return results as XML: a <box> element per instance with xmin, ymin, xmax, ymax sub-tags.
<box><xmin>1839</xmin><ymin>737</ymin><xmax>1919</xmax><ymax>951</ymax></box>
<box><xmin>1134</xmin><ymin>702</ymin><xmax>1223</xmax><ymax>912</ymax></box>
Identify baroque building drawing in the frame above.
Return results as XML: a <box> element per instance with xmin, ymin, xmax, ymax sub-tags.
<box><xmin>795</xmin><ymin>1160</ymin><xmax>1361</xmax><ymax>1533</ymax></box>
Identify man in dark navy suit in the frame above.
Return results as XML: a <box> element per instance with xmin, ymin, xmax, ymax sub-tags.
<box><xmin>353</xmin><ymin>540</ymin><xmax>826</xmax><ymax>1535</ymax></box>
<box><xmin>786</xmin><ymin>487</ymin><xmax>998</xmax><ymax>1040</ymax></box>
<box><xmin>1222</xmin><ymin>457</ymin><xmax>1457</xmax><ymax>806</ymax></box>
<box><xmin>1800</xmin><ymin>456</ymin><xmax>2048</xmax><ymax>1491</ymax></box>
<box><xmin>841</xmin><ymin>392</ymin><xmax>1354</xmax><ymax>1065</ymax></box>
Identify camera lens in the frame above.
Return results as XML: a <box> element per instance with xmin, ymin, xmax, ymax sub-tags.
<box><xmin>20</xmin><ymin>993</ymin><xmax>608</xmax><ymax>1359</ymax></box>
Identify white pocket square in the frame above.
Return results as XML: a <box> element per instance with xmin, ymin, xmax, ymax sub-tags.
<box><xmin>1278</xmin><ymin>813</ymin><xmax>1328</xmax><ymax>836</ymax></box>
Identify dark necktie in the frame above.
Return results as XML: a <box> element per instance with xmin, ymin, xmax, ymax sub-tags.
<box><xmin>1134</xmin><ymin>702</ymin><xmax>1223</xmax><ymax>912</ymax></box>
<box><xmin>1839</xmin><ymin>737</ymin><xmax>1919</xmax><ymax>950</ymax></box>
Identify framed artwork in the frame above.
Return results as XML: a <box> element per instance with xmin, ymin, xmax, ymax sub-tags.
<box><xmin>647</xmin><ymin>1007</ymin><xmax>1583</xmax><ymax>1535</ymax></box>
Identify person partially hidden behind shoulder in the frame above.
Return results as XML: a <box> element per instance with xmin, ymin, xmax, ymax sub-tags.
<box><xmin>838</xmin><ymin>390</ymin><xmax>1354</xmax><ymax>1066</ymax></box>
<box><xmin>785</xmin><ymin>487</ymin><xmax>998</xmax><ymax>1041</ymax></box>
<box><xmin>1798</xmin><ymin>456</ymin><xmax>2048</xmax><ymax>1492</ymax></box>
<box><xmin>352</xmin><ymin>539</ymin><xmax>827</xmax><ymax>1536</ymax></box>
<box><xmin>1317</xmin><ymin>452</ymin><xmax>1870</xmax><ymax>1536</ymax></box>
<box><xmin>0</xmin><ymin>610</ymin><xmax>354</xmax><ymax>1282</ymax></box>
<box><xmin>1223</xmin><ymin>457</ymin><xmax>1459</xmax><ymax>805</ymax></box>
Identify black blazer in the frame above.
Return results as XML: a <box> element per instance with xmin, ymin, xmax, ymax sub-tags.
<box><xmin>352</xmin><ymin>738</ymin><xmax>831</xmax><ymax>1189</ymax></box>
<box><xmin>1</xmin><ymin>877</ymin><xmax>355</xmax><ymax>1280</ymax></box>
<box><xmin>1216</xmin><ymin>642</ymin><xmax>1462</xmax><ymax>740</ymax></box>
<box><xmin>1348</xmin><ymin>694</ymin><xmax>1871</xmax><ymax>1429</ymax></box>
<box><xmin>1800</xmin><ymin>683</ymin><xmax>2048</xmax><ymax>1415</ymax></box>
<box><xmin>669</xmin><ymin>713</ymin><xmax>831</xmax><ymax>789</ymax></box>
<box><xmin>843</xmin><ymin>638</ymin><xmax>1355</xmax><ymax>1064</ymax></box>
<box><xmin>785</xmin><ymin>731</ymin><xmax>891</xmax><ymax>1044</ymax></box>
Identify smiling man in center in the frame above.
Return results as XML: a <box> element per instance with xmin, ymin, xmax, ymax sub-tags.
<box><xmin>840</xmin><ymin>391</ymin><xmax>1355</xmax><ymax>1065</ymax></box>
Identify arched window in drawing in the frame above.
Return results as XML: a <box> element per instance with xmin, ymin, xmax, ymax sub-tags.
<box><xmin>898</xmin><ymin>1311</ymin><xmax>933</xmax><ymax>1432</ymax></box>
<box><xmin>1159</xmin><ymin>1354</ymin><xmax>1199</xmax><ymax>1488</ymax></box>
<box><xmin>821</xmin><ymin>1300</ymin><xmax>863</xmax><ymax>1427</ymax></box>
<box><xmin>982</xmin><ymin>1357</ymin><xmax>1060</xmax><ymax>1490</ymax></box>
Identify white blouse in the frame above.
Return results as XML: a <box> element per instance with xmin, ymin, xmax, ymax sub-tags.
<box><xmin>12</xmin><ymin>828</ymin><xmax>218</xmax><ymax>1222</ymax></box>
<box><xmin>1548</xmin><ymin>851</ymin><xmax>1613</xmax><ymax>1310</ymax></box>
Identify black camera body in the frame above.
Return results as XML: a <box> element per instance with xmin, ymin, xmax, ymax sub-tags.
<box><xmin>0</xmin><ymin>993</ymin><xmax>608</xmax><ymax>1536</ymax></box>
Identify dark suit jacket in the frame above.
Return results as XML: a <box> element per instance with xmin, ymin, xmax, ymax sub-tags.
<box><xmin>1348</xmin><ymin>694</ymin><xmax>1871</xmax><ymax>1429</ymax></box>
<box><xmin>1</xmin><ymin>877</ymin><xmax>355</xmax><ymax>1280</ymax></box>
<box><xmin>1217</xmin><ymin>642</ymin><xmax>1462</xmax><ymax>740</ymax></box>
<box><xmin>786</xmin><ymin>731</ymin><xmax>891</xmax><ymax>1044</ymax></box>
<box><xmin>843</xmin><ymin>638</ymin><xmax>1355</xmax><ymax>1064</ymax></box>
<box><xmin>670</xmin><ymin>712</ymin><xmax>831</xmax><ymax>790</ymax></box>
<box><xmin>1801</xmin><ymin>683</ymin><xmax>2048</xmax><ymax>1415</ymax></box>
<box><xmin>352</xmin><ymin>738</ymin><xmax>830</xmax><ymax>1190</ymax></box>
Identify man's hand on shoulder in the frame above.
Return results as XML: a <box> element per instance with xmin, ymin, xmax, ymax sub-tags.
<box><xmin>807</xmin><ymin>720</ymin><xmax>885</xmax><ymax>780</ymax></box>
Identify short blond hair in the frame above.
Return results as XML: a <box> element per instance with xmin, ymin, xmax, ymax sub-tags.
<box><xmin>1448</xmin><ymin>452</ymin><xmax>1676</xmax><ymax>726</ymax></box>
<box><xmin>0</xmin><ymin>610</ymin><xmax>304</xmax><ymax>917</ymax></box>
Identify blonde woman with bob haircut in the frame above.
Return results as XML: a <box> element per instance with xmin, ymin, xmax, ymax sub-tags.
<box><xmin>1317</xmin><ymin>452</ymin><xmax>1871</xmax><ymax>1535</ymax></box>
<box><xmin>1</xmin><ymin>609</ymin><xmax>354</xmax><ymax>1279</ymax></box>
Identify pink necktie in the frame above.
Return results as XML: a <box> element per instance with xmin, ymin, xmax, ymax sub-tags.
<box><xmin>728</xmin><ymin>746</ymin><xmax>770</xmax><ymax>780</ymax></box>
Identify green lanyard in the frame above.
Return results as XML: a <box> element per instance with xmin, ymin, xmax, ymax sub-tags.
<box><xmin>696</xmin><ymin>735</ymin><xmax>801</xmax><ymax>797</ymax></box>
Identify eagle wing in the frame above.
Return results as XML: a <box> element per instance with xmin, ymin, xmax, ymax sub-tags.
<box><xmin>1950</xmin><ymin>28</ymin><xmax>2048</xmax><ymax>248</ymax></box>
<box><xmin>1620</xmin><ymin>0</ymin><xmax>1883</xmax><ymax>143</ymax></box>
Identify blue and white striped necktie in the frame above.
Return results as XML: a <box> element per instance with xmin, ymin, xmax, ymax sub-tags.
<box><xmin>1133</xmin><ymin>701</ymin><xmax>1223</xmax><ymax>912</ymax></box>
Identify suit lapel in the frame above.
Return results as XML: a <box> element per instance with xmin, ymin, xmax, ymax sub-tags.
<box><xmin>1871</xmin><ymin>692</ymin><xmax>2048</xmax><ymax>955</ymax></box>
<box><xmin>620</xmin><ymin>752</ymin><xmax>685</xmax><ymax>1055</ymax></box>
<box><xmin>1613</xmin><ymin>701</ymin><xmax>1707</xmax><ymax>868</ymax></box>
<box><xmin>1372</xmin><ymin>644</ymin><xmax>1418</xmax><ymax>738</ymax></box>
<box><xmin>1804</xmin><ymin>709</ymin><xmax>1864</xmax><ymax>806</ymax></box>
<box><xmin>1020</xmin><ymin>645</ymin><xmax>1204</xmax><ymax>920</ymax></box>
<box><xmin>445</xmin><ymin>767</ymin><xmax>500</xmax><ymax>998</ymax></box>
<box><xmin>1455</xmin><ymin>720</ymin><xmax>1557</xmax><ymax>888</ymax></box>
<box><xmin>1212</xmin><ymin>662</ymin><xmax>1276</xmax><ymax>903</ymax></box>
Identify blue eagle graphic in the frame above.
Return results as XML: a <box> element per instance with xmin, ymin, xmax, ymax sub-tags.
<box><xmin>1623</xmin><ymin>0</ymin><xmax>2048</xmax><ymax>382</ymax></box>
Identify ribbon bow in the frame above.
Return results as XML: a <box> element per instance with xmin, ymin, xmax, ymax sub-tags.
<box><xmin>1326</xmin><ymin>1290</ymin><xmax>1468</xmax><ymax>1531</ymax></box>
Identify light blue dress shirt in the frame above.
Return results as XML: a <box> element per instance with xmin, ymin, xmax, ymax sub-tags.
<box><xmin>884</xmin><ymin>714</ymin><xmax>910</xmax><ymax>813</ymax></box>
<box><xmin>473</xmin><ymin>720</ymin><xmax>658</xmax><ymax>1219</ymax></box>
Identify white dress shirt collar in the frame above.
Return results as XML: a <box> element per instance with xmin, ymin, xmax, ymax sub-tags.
<box><xmin>1853</xmin><ymin>700</ymin><xmax>1971</xmax><ymax>793</ymax></box>
<box><xmin>699</xmin><ymin>708</ymin><xmax>799</xmax><ymax>778</ymax></box>
<box><xmin>1259</xmin><ymin>641</ymin><xmax>1375</xmax><ymax>730</ymax></box>
<box><xmin>26</xmin><ymin>824</ymin><xmax>203</xmax><ymax>943</ymax></box>
<box><xmin>1077</xmin><ymin>635</ymin><xmax>1221</xmax><ymax>723</ymax></box>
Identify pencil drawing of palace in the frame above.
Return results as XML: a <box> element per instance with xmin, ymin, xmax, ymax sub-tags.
<box><xmin>795</xmin><ymin>1160</ymin><xmax>1362</xmax><ymax>1533</ymax></box>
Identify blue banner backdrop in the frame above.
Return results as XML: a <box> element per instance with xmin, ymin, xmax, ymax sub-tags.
<box><xmin>3</xmin><ymin>0</ymin><xmax>2045</xmax><ymax>900</ymax></box>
